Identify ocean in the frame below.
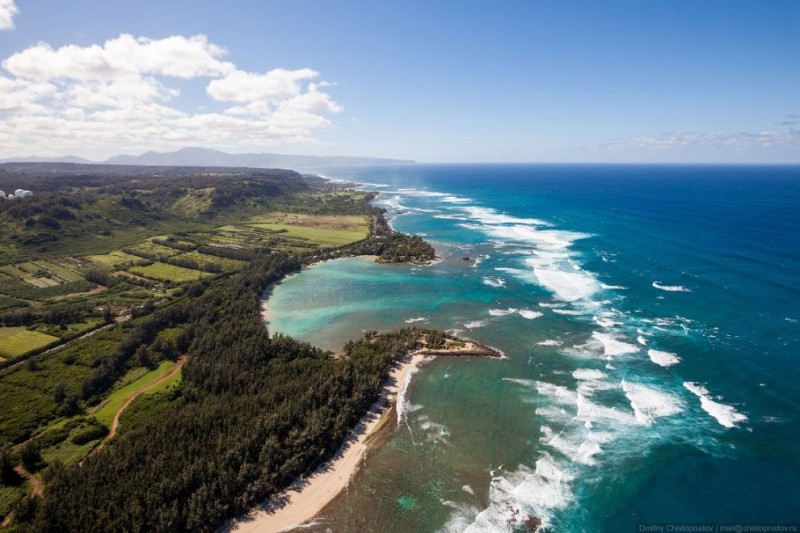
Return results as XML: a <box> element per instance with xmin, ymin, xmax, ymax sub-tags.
<box><xmin>266</xmin><ymin>164</ymin><xmax>800</xmax><ymax>532</ymax></box>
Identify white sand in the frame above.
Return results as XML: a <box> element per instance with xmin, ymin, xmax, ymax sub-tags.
<box><xmin>229</xmin><ymin>352</ymin><xmax>426</xmax><ymax>533</ymax></box>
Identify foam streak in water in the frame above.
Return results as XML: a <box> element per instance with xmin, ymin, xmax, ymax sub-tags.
<box><xmin>683</xmin><ymin>382</ymin><xmax>747</xmax><ymax>428</ymax></box>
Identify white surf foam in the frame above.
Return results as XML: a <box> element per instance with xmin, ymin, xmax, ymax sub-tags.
<box><xmin>463</xmin><ymin>453</ymin><xmax>573</xmax><ymax>532</ymax></box>
<box><xmin>433</xmin><ymin>214</ymin><xmax>470</xmax><ymax>221</ymax></box>
<box><xmin>519</xmin><ymin>309</ymin><xmax>543</xmax><ymax>319</ymax></box>
<box><xmin>404</xmin><ymin>317</ymin><xmax>427</xmax><ymax>323</ymax></box>
<box><xmin>530</xmin><ymin>264</ymin><xmax>600</xmax><ymax>302</ymax></box>
<box><xmin>461</xmin><ymin>206</ymin><xmax>550</xmax><ymax>227</ymax></box>
<box><xmin>537</xmin><ymin>339</ymin><xmax>563</xmax><ymax>346</ymax></box>
<box><xmin>572</xmin><ymin>369</ymin><xmax>607</xmax><ymax>381</ymax></box>
<box><xmin>465</xmin><ymin>320</ymin><xmax>487</xmax><ymax>329</ymax></box>
<box><xmin>442</xmin><ymin>195</ymin><xmax>473</xmax><ymax>204</ymax></box>
<box><xmin>538</xmin><ymin>301</ymin><xmax>565</xmax><ymax>308</ymax></box>
<box><xmin>648</xmin><ymin>349</ymin><xmax>680</xmax><ymax>367</ymax></box>
<box><xmin>489</xmin><ymin>308</ymin><xmax>518</xmax><ymax>316</ymax></box>
<box><xmin>552</xmin><ymin>308</ymin><xmax>584</xmax><ymax>316</ymax></box>
<box><xmin>622</xmin><ymin>381</ymin><xmax>684</xmax><ymax>425</ymax></box>
<box><xmin>482</xmin><ymin>276</ymin><xmax>506</xmax><ymax>288</ymax></box>
<box><xmin>592</xmin><ymin>332</ymin><xmax>640</xmax><ymax>358</ymax></box>
<box><xmin>683</xmin><ymin>382</ymin><xmax>747</xmax><ymax>428</ymax></box>
<box><xmin>396</xmin><ymin>362</ymin><xmax>425</xmax><ymax>426</ymax></box>
<box><xmin>653</xmin><ymin>281</ymin><xmax>691</xmax><ymax>292</ymax></box>
<box><xmin>637</xmin><ymin>335</ymin><xmax>648</xmax><ymax>345</ymax></box>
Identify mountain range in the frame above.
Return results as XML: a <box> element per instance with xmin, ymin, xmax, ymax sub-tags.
<box><xmin>0</xmin><ymin>147</ymin><xmax>415</xmax><ymax>169</ymax></box>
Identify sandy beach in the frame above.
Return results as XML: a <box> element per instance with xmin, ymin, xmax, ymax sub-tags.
<box><xmin>228</xmin><ymin>351</ymin><xmax>427</xmax><ymax>533</ymax></box>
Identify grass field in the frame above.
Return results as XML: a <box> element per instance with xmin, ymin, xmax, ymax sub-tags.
<box><xmin>128</xmin><ymin>239</ymin><xmax>182</xmax><ymax>258</ymax></box>
<box><xmin>0</xmin><ymin>327</ymin><xmax>60</xmax><ymax>359</ymax></box>
<box><xmin>85</xmin><ymin>251</ymin><xmax>142</xmax><ymax>268</ymax></box>
<box><xmin>247</xmin><ymin>213</ymin><xmax>370</xmax><ymax>247</ymax></box>
<box><xmin>175</xmin><ymin>251</ymin><xmax>246</xmax><ymax>272</ymax></box>
<box><xmin>93</xmin><ymin>360</ymin><xmax>178</xmax><ymax>427</ymax></box>
<box><xmin>128</xmin><ymin>262</ymin><xmax>210</xmax><ymax>282</ymax></box>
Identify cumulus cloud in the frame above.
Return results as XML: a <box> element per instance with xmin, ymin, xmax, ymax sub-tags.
<box><xmin>0</xmin><ymin>0</ymin><xmax>18</xmax><ymax>30</ymax></box>
<box><xmin>207</xmin><ymin>68</ymin><xmax>318</xmax><ymax>102</ymax></box>
<box><xmin>0</xmin><ymin>33</ymin><xmax>341</xmax><ymax>158</ymax></box>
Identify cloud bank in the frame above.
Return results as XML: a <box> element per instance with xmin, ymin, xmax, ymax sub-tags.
<box><xmin>591</xmin><ymin>128</ymin><xmax>800</xmax><ymax>163</ymax></box>
<box><xmin>0</xmin><ymin>0</ymin><xmax>18</xmax><ymax>30</ymax></box>
<box><xmin>0</xmin><ymin>33</ymin><xmax>342</xmax><ymax>158</ymax></box>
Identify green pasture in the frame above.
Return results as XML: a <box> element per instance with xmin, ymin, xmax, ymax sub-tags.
<box><xmin>0</xmin><ymin>327</ymin><xmax>59</xmax><ymax>359</ymax></box>
<box><xmin>128</xmin><ymin>262</ymin><xmax>210</xmax><ymax>282</ymax></box>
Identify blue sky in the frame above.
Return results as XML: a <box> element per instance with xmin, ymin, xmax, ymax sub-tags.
<box><xmin>0</xmin><ymin>0</ymin><xmax>798</xmax><ymax>162</ymax></box>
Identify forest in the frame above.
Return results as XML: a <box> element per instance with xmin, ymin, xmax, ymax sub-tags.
<box><xmin>0</xmin><ymin>163</ymin><xmax>437</xmax><ymax>531</ymax></box>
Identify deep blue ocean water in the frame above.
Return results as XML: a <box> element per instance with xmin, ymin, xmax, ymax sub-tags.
<box><xmin>268</xmin><ymin>164</ymin><xmax>800</xmax><ymax>531</ymax></box>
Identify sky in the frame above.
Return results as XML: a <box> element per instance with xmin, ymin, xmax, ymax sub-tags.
<box><xmin>0</xmin><ymin>0</ymin><xmax>798</xmax><ymax>163</ymax></box>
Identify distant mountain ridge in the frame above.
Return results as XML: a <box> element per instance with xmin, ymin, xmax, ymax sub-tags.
<box><xmin>0</xmin><ymin>147</ymin><xmax>414</xmax><ymax>168</ymax></box>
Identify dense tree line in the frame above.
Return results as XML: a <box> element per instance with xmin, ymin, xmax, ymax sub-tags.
<box><xmin>0</xmin><ymin>301</ymin><xmax>91</xmax><ymax>327</ymax></box>
<box><xmin>344</xmin><ymin>211</ymin><xmax>435</xmax><ymax>263</ymax></box>
<box><xmin>21</xmin><ymin>250</ymin><xmax>441</xmax><ymax>531</ymax></box>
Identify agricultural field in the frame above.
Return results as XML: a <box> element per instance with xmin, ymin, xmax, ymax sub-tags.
<box><xmin>173</xmin><ymin>250</ymin><xmax>246</xmax><ymax>272</ymax></box>
<box><xmin>85</xmin><ymin>251</ymin><xmax>142</xmax><ymax>269</ymax></box>
<box><xmin>129</xmin><ymin>262</ymin><xmax>211</xmax><ymax>282</ymax></box>
<box><xmin>0</xmin><ymin>327</ymin><xmax>59</xmax><ymax>360</ymax></box>
<box><xmin>247</xmin><ymin>212</ymin><xmax>370</xmax><ymax>247</ymax></box>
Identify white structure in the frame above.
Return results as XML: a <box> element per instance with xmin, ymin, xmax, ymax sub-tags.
<box><xmin>19</xmin><ymin>190</ymin><xmax>32</xmax><ymax>197</ymax></box>
<box><xmin>0</xmin><ymin>190</ymin><xmax>5</xmax><ymax>198</ymax></box>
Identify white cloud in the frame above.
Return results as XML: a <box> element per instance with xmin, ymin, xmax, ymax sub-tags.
<box><xmin>3</xmin><ymin>34</ymin><xmax>233</xmax><ymax>81</ymax></box>
<box><xmin>0</xmin><ymin>33</ymin><xmax>341</xmax><ymax>158</ymax></box>
<box><xmin>0</xmin><ymin>0</ymin><xmax>18</xmax><ymax>30</ymax></box>
<box><xmin>207</xmin><ymin>68</ymin><xmax>318</xmax><ymax>102</ymax></box>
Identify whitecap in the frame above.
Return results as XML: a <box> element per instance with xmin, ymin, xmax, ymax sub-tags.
<box><xmin>552</xmin><ymin>309</ymin><xmax>584</xmax><ymax>316</ymax></box>
<box><xmin>519</xmin><ymin>309</ymin><xmax>543</xmax><ymax>319</ymax></box>
<box><xmin>463</xmin><ymin>453</ymin><xmax>573</xmax><ymax>532</ymax></box>
<box><xmin>648</xmin><ymin>349</ymin><xmax>680</xmax><ymax>367</ymax></box>
<box><xmin>442</xmin><ymin>196</ymin><xmax>473</xmax><ymax>204</ymax></box>
<box><xmin>433</xmin><ymin>214</ymin><xmax>470</xmax><ymax>221</ymax></box>
<box><xmin>461</xmin><ymin>206</ymin><xmax>550</xmax><ymax>226</ymax></box>
<box><xmin>637</xmin><ymin>335</ymin><xmax>648</xmax><ymax>346</ymax></box>
<box><xmin>465</xmin><ymin>320</ymin><xmax>487</xmax><ymax>329</ymax></box>
<box><xmin>600</xmin><ymin>283</ymin><xmax>627</xmax><ymax>290</ymax></box>
<box><xmin>592</xmin><ymin>332</ymin><xmax>640</xmax><ymax>358</ymax></box>
<box><xmin>489</xmin><ymin>308</ymin><xmax>518</xmax><ymax>316</ymax></box>
<box><xmin>537</xmin><ymin>339</ymin><xmax>563</xmax><ymax>346</ymax></box>
<box><xmin>482</xmin><ymin>276</ymin><xmax>506</xmax><ymax>288</ymax></box>
<box><xmin>653</xmin><ymin>281</ymin><xmax>691</xmax><ymax>292</ymax></box>
<box><xmin>622</xmin><ymin>381</ymin><xmax>684</xmax><ymax>425</ymax></box>
<box><xmin>683</xmin><ymin>382</ymin><xmax>747</xmax><ymax>428</ymax></box>
<box><xmin>404</xmin><ymin>317</ymin><xmax>427</xmax><ymax>323</ymax></box>
<box><xmin>572</xmin><ymin>369</ymin><xmax>607</xmax><ymax>381</ymax></box>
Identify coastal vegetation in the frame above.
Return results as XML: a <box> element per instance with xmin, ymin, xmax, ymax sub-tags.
<box><xmin>0</xmin><ymin>163</ymin><xmax>436</xmax><ymax>530</ymax></box>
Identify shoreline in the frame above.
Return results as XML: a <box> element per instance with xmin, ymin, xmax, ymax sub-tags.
<box><xmin>225</xmin><ymin>336</ymin><xmax>502</xmax><ymax>533</ymax></box>
<box><xmin>226</xmin><ymin>351</ymin><xmax>428</xmax><ymax>533</ymax></box>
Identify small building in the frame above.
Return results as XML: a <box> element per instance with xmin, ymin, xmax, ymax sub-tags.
<box><xmin>13</xmin><ymin>189</ymin><xmax>32</xmax><ymax>198</ymax></box>
<box><xmin>0</xmin><ymin>190</ymin><xmax>5</xmax><ymax>198</ymax></box>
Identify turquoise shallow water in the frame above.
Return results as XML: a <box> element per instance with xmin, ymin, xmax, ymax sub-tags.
<box><xmin>267</xmin><ymin>164</ymin><xmax>800</xmax><ymax>532</ymax></box>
